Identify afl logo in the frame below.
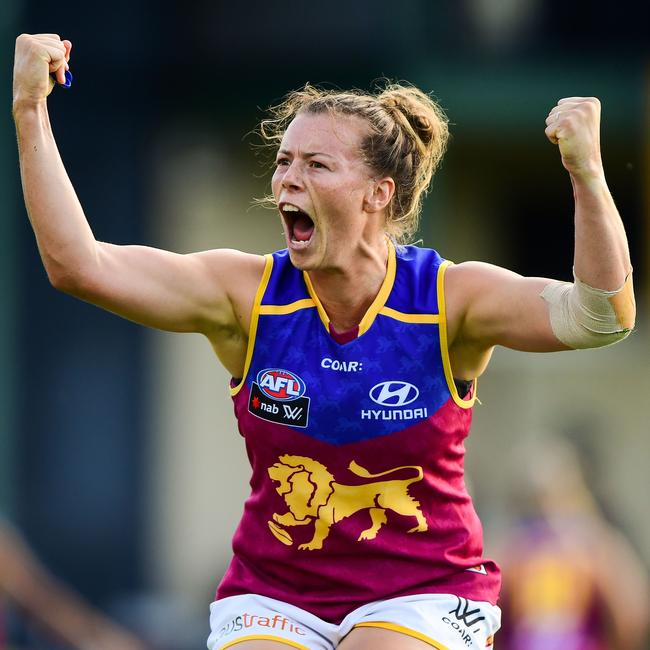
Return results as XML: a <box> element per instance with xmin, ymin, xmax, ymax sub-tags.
<box><xmin>370</xmin><ymin>381</ymin><xmax>419</xmax><ymax>407</ymax></box>
<box><xmin>257</xmin><ymin>368</ymin><xmax>306</xmax><ymax>401</ymax></box>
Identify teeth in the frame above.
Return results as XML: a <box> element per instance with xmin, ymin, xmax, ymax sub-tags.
<box><xmin>291</xmin><ymin>238</ymin><xmax>311</xmax><ymax>247</ymax></box>
<box><xmin>283</xmin><ymin>204</ymin><xmax>300</xmax><ymax>212</ymax></box>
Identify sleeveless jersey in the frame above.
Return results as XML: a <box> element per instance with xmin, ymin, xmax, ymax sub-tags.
<box><xmin>217</xmin><ymin>241</ymin><xmax>501</xmax><ymax>623</ymax></box>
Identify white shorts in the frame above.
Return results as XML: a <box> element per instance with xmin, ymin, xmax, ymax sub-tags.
<box><xmin>207</xmin><ymin>593</ymin><xmax>501</xmax><ymax>650</ymax></box>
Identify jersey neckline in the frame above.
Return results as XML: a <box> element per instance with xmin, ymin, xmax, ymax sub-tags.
<box><xmin>302</xmin><ymin>239</ymin><xmax>397</xmax><ymax>342</ymax></box>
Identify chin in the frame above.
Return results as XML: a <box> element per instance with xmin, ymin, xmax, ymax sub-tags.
<box><xmin>287</xmin><ymin>248</ymin><xmax>315</xmax><ymax>271</ymax></box>
<box><xmin>285</xmin><ymin>235</ymin><xmax>322</xmax><ymax>271</ymax></box>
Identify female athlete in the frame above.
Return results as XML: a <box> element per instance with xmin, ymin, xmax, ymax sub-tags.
<box><xmin>13</xmin><ymin>34</ymin><xmax>635</xmax><ymax>650</ymax></box>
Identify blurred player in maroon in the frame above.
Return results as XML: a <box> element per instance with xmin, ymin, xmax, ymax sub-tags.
<box><xmin>497</xmin><ymin>438</ymin><xmax>650</xmax><ymax>650</ymax></box>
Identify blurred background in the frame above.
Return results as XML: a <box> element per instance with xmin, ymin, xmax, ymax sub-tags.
<box><xmin>1</xmin><ymin>0</ymin><xmax>649</xmax><ymax>648</ymax></box>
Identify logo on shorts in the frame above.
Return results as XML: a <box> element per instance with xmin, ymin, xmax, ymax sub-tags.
<box><xmin>442</xmin><ymin>596</ymin><xmax>486</xmax><ymax>647</ymax></box>
<box><xmin>216</xmin><ymin>613</ymin><xmax>306</xmax><ymax>641</ymax></box>
<box><xmin>249</xmin><ymin>368</ymin><xmax>310</xmax><ymax>427</ymax></box>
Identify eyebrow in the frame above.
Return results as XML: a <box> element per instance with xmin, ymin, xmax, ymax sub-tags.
<box><xmin>277</xmin><ymin>149</ymin><xmax>335</xmax><ymax>159</ymax></box>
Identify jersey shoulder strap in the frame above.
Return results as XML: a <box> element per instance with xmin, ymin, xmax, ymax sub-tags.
<box><xmin>387</xmin><ymin>245</ymin><xmax>447</xmax><ymax>315</ymax></box>
<box><xmin>261</xmin><ymin>249</ymin><xmax>310</xmax><ymax>307</ymax></box>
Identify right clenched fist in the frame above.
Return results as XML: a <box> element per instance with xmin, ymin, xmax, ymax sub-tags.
<box><xmin>13</xmin><ymin>33</ymin><xmax>71</xmax><ymax>105</ymax></box>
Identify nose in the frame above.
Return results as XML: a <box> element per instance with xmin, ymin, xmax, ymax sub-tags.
<box><xmin>281</xmin><ymin>161</ymin><xmax>303</xmax><ymax>191</ymax></box>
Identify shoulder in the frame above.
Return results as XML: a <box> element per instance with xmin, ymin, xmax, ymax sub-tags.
<box><xmin>445</xmin><ymin>260</ymin><xmax>518</xmax><ymax>287</ymax></box>
<box><xmin>193</xmin><ymin>248</ymin><xmax>267</xmax><ymax>274</ymax></box>
<box><xmin>192</xmin><ymin>248</ymin><xmax>268</xmax><ymax>294</ymax></box>
<box><xmin>393</xmin><ymin>243</ymin><xmax>446</xmax><ymax>287</ymax></box>
<box><xmin>443</xmin><ymin>260</ymin><xmax>532</xmax><ymax>350</ymax></box>
<box><xmin>443</xmin><ymin>262</ymin><xmax>495</xmax><ymax>342</ymax></box>
<box><xmin>191</xmin><ymin>248</ymin><xmax>268</xmax><ymax>333</ymax></box>
<box><xmin>395</xmin><ymin>243</ymin><xmax>445</xmax><ymax>266</ymax></box>
<box><xmin>444</xmin><ymin>260</ymin><xmax>530</xmax><ymax>309</ymax></box>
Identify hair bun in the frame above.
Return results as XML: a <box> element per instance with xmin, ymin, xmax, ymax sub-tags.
<box><xmin>258</xmin><ymin>80</ymin><xmax>449</xmax><ymax>244</ymax></box>
<box><xmin>412</xmin><ymin>114</ymin><xmax>434</xmax><ymax>145</ymax></box>
<box><xmin>379</xmin><ymin>88</ymin><xmax>440</xmax><ymax>149</ymax></box>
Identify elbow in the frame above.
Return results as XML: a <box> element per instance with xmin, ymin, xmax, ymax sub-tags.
<box><xmin>542</xmin><ymin>274</ymin><xmax>636</xmax><ymax>350</ymax></box>
<box><xmin>584</xmin><ymin>327</ymin><xmax>633</xmax><ymax>350</ymax></box>
<box><xmin>48</xmin><ymin>270</ymin><xmax>78</xmax><ymax>294</ymax></box>
<box><xmin>46</xmin><ymin>262</ymin><xmax>92</xmax><ymax>297</ymax></box>
<box><xmin>45</xmin><ymin>243</ymin><xmax>109</xmax><ymax>304</ymax></box>
<box><xmin>43</xmin><ymin>245</ymin><xmax>101</xmax><ymax>297</ymax></box>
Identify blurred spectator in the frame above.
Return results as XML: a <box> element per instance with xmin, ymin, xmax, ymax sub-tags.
<box><xmin>497</xmin><ymin>436</ymin><xmax>650</xmax><ymax>650</ymax></box>
<box><xmin>0</xmin><ymin>518</ymin><xmax>148</xmax><ymax>650</ymax></box>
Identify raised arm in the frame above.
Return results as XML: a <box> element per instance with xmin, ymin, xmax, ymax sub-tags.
<box><xmin>446</xmin><ymin>97</ymin><xmax>635</xmax><ymax>380</ymax></box>
<box><xmin>12</xmin><ymin>34</ymin><xmax>263</xmax><ymax>376</ymax></box>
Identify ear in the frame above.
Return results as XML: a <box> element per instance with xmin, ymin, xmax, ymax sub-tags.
<box><xmin>363</xmin><ymin>177</ymin><xmax>395</xmax><ymax>213</ymax></box>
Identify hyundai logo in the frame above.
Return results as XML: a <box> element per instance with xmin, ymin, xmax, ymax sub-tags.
<box><xmin>369</xmin><ymin>381</ymin><xmax>419</xmax><ymax>407</ymax></box>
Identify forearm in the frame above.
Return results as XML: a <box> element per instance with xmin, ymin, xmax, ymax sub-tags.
<box><xmin>14</xmin><ymin>99</ymin><xmax>98</xmax><ymax>290</ymax></box>
<box><xmin>540</xmin><ymin>167</ymin><xmax>635</xmax><ymax>348</ymax></box>
<box><xmin>18</xmin><ymin>576</ymin><xmax>106</xmax><ymax>648</ymax></box>
<box><xmin>571</xmin><ymin>170</ymin><xmax>632</xmax><ymax>290</ymax></box>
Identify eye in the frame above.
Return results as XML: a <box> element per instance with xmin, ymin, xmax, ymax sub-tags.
<box><xmin>309</xmin><ymin>160</ymin><xmax>327</xmax><ymax>170</ymax></box>
<box><xmin>275</xmin><ymin>157</ymin><xmax>290</xmax><ymax>167</ymax></box>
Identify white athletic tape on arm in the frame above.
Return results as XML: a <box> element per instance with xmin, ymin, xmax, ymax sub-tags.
<box><xmin>541</xmin><ymin>272</ymin><xmax>635</xmax><ymax>349</ymax></box>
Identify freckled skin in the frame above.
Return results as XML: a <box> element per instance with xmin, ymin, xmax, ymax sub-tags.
<box><xmin>272</xmin><ymin>112</ymin><xmax>382</xmax><ymax>274</ymax></box>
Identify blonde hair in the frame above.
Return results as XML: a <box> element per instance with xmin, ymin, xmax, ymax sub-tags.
<box><xmin>258</xmin><ymin>82</ymin><xmax>449</xmax><ymax>243</ymax></box>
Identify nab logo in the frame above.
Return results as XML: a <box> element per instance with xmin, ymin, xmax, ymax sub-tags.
<box><xmin>369</xmin><ymin>381</ymin><xmax>419</xmax><ymax>407</ymax></box>
<box><xmin>249</xmin><ymin>368</ymin><xmax>310</xmax><ymax>428</ymax></box>
<box><xmin>257</xmin><ymin>369</ymin><xmax>306</xmax><ymax>402</ymax></box>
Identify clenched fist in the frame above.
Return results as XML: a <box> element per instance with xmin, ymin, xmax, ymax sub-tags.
<box><xmin>545</xmin><ymin>97</ymin><xmax>603</xmax><ymax>179</ymax></box>
<box><xmin>13</xmin><ymin>33</ymin><xmax>71</xmax><ymax>105</ymax></box>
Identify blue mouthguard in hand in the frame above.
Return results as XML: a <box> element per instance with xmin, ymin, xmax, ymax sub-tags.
<box><xmin>62</xmin><ymin>69</ymin><xmax>73</xmax><ymax>88</ymax></box>
<box><xmin>52</xmin><ymin>69</ymin><xmax>73</xmax><ymax>89</ymax></box>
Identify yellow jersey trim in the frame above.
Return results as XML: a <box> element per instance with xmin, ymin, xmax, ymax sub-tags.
<box><xmin>230</xmin><ymin>254</ymin><xmax>274</xmax><ymax>397</ymax></box>
<box><xmin>302</xmin><ymin>239</ymin><xmax>397</xmax><ymax>338</ymax></box>
<box><xmin>302</xmin><ymin>271</ymin><xmax>330</xmax><ymax>329</ymax></box>
<box><xmin>379</xmin><ymin>306</ymin><xmax>440</xmax><ymax>324</ymax></box>
<box><xmin>353</xmin><ymin>621</ymin><xmax>450</xmax><ymax>650</ymax></box>
<box><xmin>437</xmin><ymin>260</ymin><xmax>476</xmax><ymax>409</ymax></box>
<box><xmin>259</xmin><ymin>299</ymin><xmax>316</xmax><ymax>316</ymax></box>
<box><xmin>358</xmin><ymin>239</ymin><xmax>397</xmax><ymax>335</ymax></box>
<box><xmin>220</xmin><ymin>634</ymin><xmax>309</xmax><ymax>650</ymax></box>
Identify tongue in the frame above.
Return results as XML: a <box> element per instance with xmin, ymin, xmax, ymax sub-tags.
<box><xmin>293</xmin><ymin>215</ymin><xmax>315</xmax><ymax>242</ymax></box>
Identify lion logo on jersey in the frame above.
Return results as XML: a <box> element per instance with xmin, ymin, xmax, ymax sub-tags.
<box><xmin>266</xmin><ymin>454</ymin><xmax>428</xmax><ymax>550</ymax></box>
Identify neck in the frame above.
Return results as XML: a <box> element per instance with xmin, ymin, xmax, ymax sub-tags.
<box><xmin>307</xmin><ymin>236</ymin><xmax>389</xmax><ymax>331</ymax></box>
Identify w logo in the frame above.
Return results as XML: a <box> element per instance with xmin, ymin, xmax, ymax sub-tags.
<box><xmin>282</xmin><ymin>404</ymin><xmax>304</xmax><ymax>421</ymax></box>
<box><xmin>448</xmin><ymin>597</ymin><xmax>486</xmax><ymax>629</ymax></box>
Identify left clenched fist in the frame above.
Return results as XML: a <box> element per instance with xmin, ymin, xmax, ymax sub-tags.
<box><xmin>545</xmin><ymin>97</ymin><xmax>603</xmax><ymax>179</ymax></box>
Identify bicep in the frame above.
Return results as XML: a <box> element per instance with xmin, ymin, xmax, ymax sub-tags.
<box><xmin>450</xmin><ymin>262</ymin><xmax>569</xmax><ymax>353</ymax></box>
<box><xmin>68</xmin><ymin>244</ymin><xmax>262</xmax><ymax>334</ymax></box>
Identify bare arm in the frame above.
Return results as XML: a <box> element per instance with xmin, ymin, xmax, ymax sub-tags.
<box><xmin>0</xmin><ymin>523</ymin><xmax>147</xmax><ymax>650</ymax></box>
<box><xmin>446</xmin><ymin>97</ymin><xmax>634</xmax><ymax>379</ymax></box>
<box><xmin>593</xmin><ymin>526</ymin><xmax>650</xmax><ymax>650</ymax></box>
<box><xmin>13</xmin><ymin>34</ymin><xmax>262</xmax><ymax>370</ymax></box>
<box><xmin>548</xmin><ymin>98</ymin><xmax>631</xmax><ymax>288</ymax></box>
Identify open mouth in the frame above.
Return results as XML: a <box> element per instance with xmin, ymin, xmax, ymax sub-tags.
<box><xmin>280</xmin><ymin>202</ymin><xmax>315</xmax><ymax>248</ymax></box>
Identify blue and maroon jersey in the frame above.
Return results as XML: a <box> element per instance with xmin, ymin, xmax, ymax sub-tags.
<box><xmin>217</xmin><ymin>240</ymin><xmax>501</xmax><ymax>623</ymax></box>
